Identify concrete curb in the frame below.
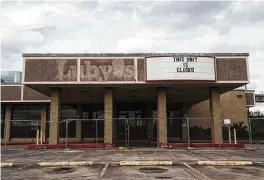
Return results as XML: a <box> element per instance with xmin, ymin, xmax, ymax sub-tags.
<box><xmin>37</xmin><ymin>161</ymin><xmax>93</xmax><ymax>167</ymax></box>
<box><xmin>120</xmin><ymin>161</ymin><xmax>173</xmax><ymax>166</ymax></box>
<box><xmin>1</xmin><ymin>160</ymin><xmax>263</xmax><ymax>168</ymax></box>
<box><xmin>1</xmin><ymin>163</ymin><xmax>14</xmax><ymax>168</ymax></box>
<box><xmin>197</xmin><ymin>161</ymin><xmax>253</xmax><ymax>166</ymax></box>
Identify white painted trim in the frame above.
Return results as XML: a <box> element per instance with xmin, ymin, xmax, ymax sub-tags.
<box><xmin>245</xmin><ymin>91</ymin><xmax>255</xmax><ymax>93</ymax></box>
<box><xmin>21</xmin><ymin>85</ymin><xmax>24</xmax><ymax>101</ymax></box>
<box><xmin>24</xmin><ymin>57</ymin><xmax>139</xmax><ymax>60</ymax></box>
<box><xmin>23</xmin><ymin>81</ymin><xmax>145</xmax><ymax>84</ymax></box>
<box><xmin>1</xmin><ymin>100</ymin><xmax>50</xmax><ymax>103</ymax></box>
<box><xmin>77</xmin><ymin>58</ymin><xmax>80</xmax><ymax>82</ymax></box>
<box><xmin>246</xmin><ymin>57</ymin><xmax>250</xmax><ymax>83</ymax></box>
<box><xmin>253</xmin><ymin>92</ymin><xmax>256</xmax><ymax>105</ymax></box>
<box><xmin>216</xmin><ymin>81</ymin><xmax>249</xmax><ymax>84</ymax></box>
<box><xmin>22</xmin><ymin>57</ymin><xmax>25</xmax><ymax>84</ymax></box>
<box><xmin>23</xmin><ymin>80</ymin><xmax>250</xmax><ymax>85</ymax></box>
<box><xmin>0</xmin><ymin>84</ymin><xmax>23</xmax><ymax>87</ymax></box>
<box><xmin>134</xmin><ymin>58</ymin><xmax>138</xmax><ymax>81</ymax></box>
<box><xmin>215</xmin><ymin>56</ymin><xmax>248</xmax><ymax>59</ymax></box>
<box><xmin>24</xmin><ymin>81</ymin><xmax>78</xmax><ymax>84</ymax></box>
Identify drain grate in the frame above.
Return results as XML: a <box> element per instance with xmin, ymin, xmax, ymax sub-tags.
<box><xmin>52</xmin><ymin>167</ymin><xmax>75</xmax><ymax>174</ymax></box>
<box><xmin>139</xmin><ymin>167</ymin><xmax>168</xmax><ymax>174</ymax></box>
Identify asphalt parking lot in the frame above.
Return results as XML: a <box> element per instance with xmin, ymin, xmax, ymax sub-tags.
<box><xmin>2</xmin><ymin>164</ymin><xmax>264</xmax><ymax>180</ymax></box>
<box><xmin>1</xmin><ymin>145</ymin><xmax>264</xmax><ymax>179</ymax></box>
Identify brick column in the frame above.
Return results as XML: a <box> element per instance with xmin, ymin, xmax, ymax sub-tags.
<box><xmin>76</xmin><ymin>104</ymin><xmax>82</xmax><ymax>142</ymax></box>
<box><xmin>49</xmin><ymin>88</ymin><xmax>60</xmax><ymax>144</ymax></box>
<box><xmin>40</xmin><ymin>107</ymin><xmax>47</xmax><ymax>141</ymax></box>
<box><xmin>104</xmin><ymin>88</ymin><xmax>113</xmax><ymax>146</ymax></box>
<box><xmin>4</xmin><ymin>104</ymin><xmax>12</xmax><ymax>142</ymax></box>
<box><xmin>209</xmin><ymin>87</ymin><xmax>223</xmax><ymax>144</ymax></box>
<box><xmin>157</xmin><ymin>88</ymin><xmax>167</xmax><ymax>146</ymax></box>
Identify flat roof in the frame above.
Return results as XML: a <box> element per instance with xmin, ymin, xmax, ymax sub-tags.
<box><xmin>22</xmin><ymin>53</ymin><xmax>249</xmax><ymax>57</ymax></box>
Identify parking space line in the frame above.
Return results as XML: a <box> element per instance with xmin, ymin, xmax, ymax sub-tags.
<box><xmin>99</xmin><ymin>163</ymin><xmax>109</xmax><ymax>179</ymax></box>
<box><xmin>183</xmin><ymin>163</ymin><xmax>211</xmax><ymax>180</ymax></box>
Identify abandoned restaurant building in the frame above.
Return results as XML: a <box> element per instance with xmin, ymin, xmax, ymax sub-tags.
<box><xmin>0</xmin><ymin>53</ymin><xmax>256</xmax><ymax>148</ymax></box>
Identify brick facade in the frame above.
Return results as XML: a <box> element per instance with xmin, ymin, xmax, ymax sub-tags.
<box><xmin>187</xmin><ymin>90</ymin><xmax>248</xmax><ymax>128</ymax></box>
<box><xmin>104</xmin><ymin>88</ymin><xmax>113</xmax><ymax>144</ymax></box>
<box><xmin>49</xmin><ymin>88</ymin><xmax>60</xmax><ymax>144</ymax></box>
<box><xmin>157</xmin><ymin>88</ymin><xmax>167</xmax><ymax>145</ymax></box>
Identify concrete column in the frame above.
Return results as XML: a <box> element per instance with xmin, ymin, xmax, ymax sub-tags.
<box><xmin>4</xmin><ymin>104</ymin><xmax>12</xmax><ymax>142</ymax></box>
<box><xmin>40</xmin><ymin>107</ymin><xmax>47</xmax><ymax>141</ymax></box>
<box><xmin>104</xmin><ymin>88</ymin><xmax>113</xmax><ymax>145</ymax></box>
<box><xmin>209</xmin><ymin>87</ymin><xmax>223</xmax><ymax>144</ymax></box>
<box><xmin>76</xmin><ymin>104</ymin><xmax>82</xmax><ymax>142</ymax></box>
<box><xmin>157</xmin><ymin>88</ymin><xmax>167</xmax><ymax>146</ymax></box>
<box><xmin>49</xmin><ymin>88</ymin><xmax>60</xmax><ymax>144</ymax></box>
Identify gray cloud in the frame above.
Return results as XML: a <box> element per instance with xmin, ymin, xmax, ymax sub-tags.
<box><xmin>1</xmin><ymin>1</ymin><xmax>263</xmax><ymax>93</ymax></box>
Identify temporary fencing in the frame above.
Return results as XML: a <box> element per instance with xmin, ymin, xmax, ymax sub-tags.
<box><xmin>3</xmin><ymin>119</ymin><xmax>41</xmax><ymax>151</ymax></box>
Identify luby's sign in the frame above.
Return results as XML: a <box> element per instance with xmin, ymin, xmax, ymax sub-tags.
<box><xmin>146</xmin><ymin>56</ymin><xmax>215</xmax><ymax>81</ymax></box>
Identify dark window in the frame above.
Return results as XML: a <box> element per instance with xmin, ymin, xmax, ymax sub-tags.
<box><xmin>59</xmin><ymin>104</ymin><xmax>77</xmax><ymax>138</ymax></box>
<box><xmin>11</xmin><ymin>104</ymin><xmax>43</xmax><ymax>138</ymax></box>
<box><xmin>82</xmin><ymin>110</ymin><xmax>104</xmax><ymax>139</ymax></box>
<box><xmin>1</xmin><ymin>105</ymin><xmax>5</xmax><ymax>139</ymax></box>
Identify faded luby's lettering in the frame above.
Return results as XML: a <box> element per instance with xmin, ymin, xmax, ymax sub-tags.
<box><xmin>80</xmin><ymin>59</ymin><xmax>134</xmax><ymax>81</ymax></box>
<box><xmin>173</xmin><ymin>57</ymin><xmax>197</xmax><ymax>73</ymax></box>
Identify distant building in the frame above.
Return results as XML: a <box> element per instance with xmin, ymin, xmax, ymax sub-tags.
<box><xmin>255</xmin><ymin>94</ymin><xmax>264</xmax><ymax>103</ymax></box>
<box><xmin>0</xmin><ymin>71</ymin><xmax>22</xmax><ymax>84</ymax></box>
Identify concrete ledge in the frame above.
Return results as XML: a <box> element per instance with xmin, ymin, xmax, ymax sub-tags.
<box><xmin>28</xmin><ymin>143</ymin><xmax>115</xmax><ymax>150</ymax></box>
<box><xmin>120</xmin><ymin>161</ymin><xmax>173</xmax><ymax>166</ymax></box>
<box><xmin>1</xmin><ymin>163</ymin><xmax>14</xmax><ymax>168</ymax></box>
<box><xmin>168</xmin><ymin>143</ymin><xmax>245</xmax><ymax>148</ymax></box>
<box><xmin>197</xmin><ymin>161</ymin><xmax>253</xmax><ymax>166</ymax></box>
<box><xmin>37</xmin><ymin>161</ymin><xmax>93</xmax><ymax>167</ymax></box>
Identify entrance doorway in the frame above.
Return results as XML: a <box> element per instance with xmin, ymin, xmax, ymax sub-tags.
<box><xmin>115</xmin><ymin>103</ymin><xmax>157</xmax><ymax>147</ymax></box>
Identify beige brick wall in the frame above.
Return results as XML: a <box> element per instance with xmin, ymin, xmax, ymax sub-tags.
<box><xmin>104</xmin><ymin>89</ymin><xmax>113</xmax><ymax>144</ymax></box>
<box><xmin>187</xmin><ymin>90</ymin><xmax>248</xmax><ymax>128</ymax></box>
<box><xmin>4</xmin><ymin>104</ymin><xmax>12</xmax><ymax>141</ymax></box>
<box><xmin>157</xmin><ymin>88</ymin><xmax>167</xmax><ymax>144</ymax></box>
<box><xmin>49</xmin><ymin>88</ymin><xmax>60</xmax><ymax>144</ymax></box>
<box><xmin>220</xmin><ymin>90</ymin><xmax>248</xmax><ymax>126</ymax></box>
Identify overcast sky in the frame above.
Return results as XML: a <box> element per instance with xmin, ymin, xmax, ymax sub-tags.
<box><xmin>1</xmin><ymin>0</ymin><xmax>264</xmax><ymax>94</ymax></box>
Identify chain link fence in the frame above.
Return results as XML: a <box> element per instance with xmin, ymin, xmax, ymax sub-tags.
<box><xmin>113</xmin><ymin>118</ymin><xmax>157</xmax><ymax>147</ymax></box>
<box><xmin>3</xmin><ymin>120</ymin><xmax>41</xmax><ymax>151</ymax></box>
<box><xmin>248</xmin><ymin>117</ymin><xmax>264</xmax><ymax>146</ymax></box>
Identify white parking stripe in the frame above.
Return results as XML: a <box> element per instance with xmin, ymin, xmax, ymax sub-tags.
<box><xmin>183</xmin><ymin>163</ymin><xmax>211</xmax><ymax>180</ymax></box>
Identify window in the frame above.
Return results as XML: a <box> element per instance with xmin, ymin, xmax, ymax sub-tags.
<box><xmin>11</xmin><ymin>105</ymin><xmax>43</xmax><ymax>138</ymax></box>
<box><xmin>59</xmin><ymin>104</ymin><xmax>77</xmax><ymax>138</ymax></box>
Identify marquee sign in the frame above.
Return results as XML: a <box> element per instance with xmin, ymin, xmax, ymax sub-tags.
<box><xmin>146</xmin><ymin>56</ymin><xmax>215</xmax><ymax>81</ymax></box>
